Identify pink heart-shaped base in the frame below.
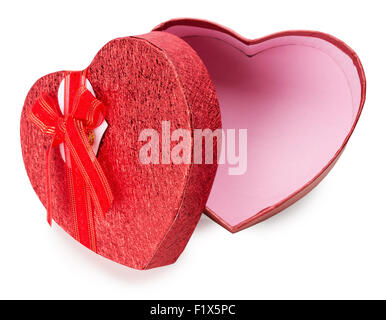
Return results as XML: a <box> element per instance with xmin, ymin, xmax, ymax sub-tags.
<box><xmin>154</xmin><ymin>19</ymin><xmax>366</xmax><ymax>232</ymax></box>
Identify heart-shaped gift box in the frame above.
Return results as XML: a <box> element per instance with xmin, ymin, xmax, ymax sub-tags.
<box><xmin>21</xmin><ymin>19</ymin><xmax>365</xmax><ymax>270</ymax></box>
<box><xmin>154</xmin><ymin>18</ymin><xmax>366</xmax><ymax>233</ymax></box>
<box><xmin>21</xmin><ymin>32</ymin><xmax>221</xmax><ymax>269</ymax></box>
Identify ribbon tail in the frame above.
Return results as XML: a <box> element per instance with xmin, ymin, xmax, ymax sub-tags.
<box><xmin>61</xmin><ymin>117</ymin><xmax>112</xmax><ymax>251</ymax></box>
<box><xmin>65</xmin><ymin>165</ymin><xmax>80</xmax><ymax>242</ymax></box>
<box><xmin>45</xmin><ymin>144</ymin><xmax>53</xmax><ymax>226</ymax></box>
<box><xmin>68</xmin><ymin>161</ymin><xmax>97</xmax><ymax>251</ymax></box>
<box><xmin>65</xmin><ymin>118</ymin><xmax>113</xmax><ymax>217</ymax></box>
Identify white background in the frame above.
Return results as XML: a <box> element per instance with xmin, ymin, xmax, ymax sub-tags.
<box><xmin>0</xmin><ymin>0</ymin><xmax>385</xmax><ymax>299</ymax></box>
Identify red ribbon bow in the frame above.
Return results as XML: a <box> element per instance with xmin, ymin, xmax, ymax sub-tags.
<box><xmin>29</xmin><ymin>71</ymin><xmax>113</xmax><ymax>251</ymax></box>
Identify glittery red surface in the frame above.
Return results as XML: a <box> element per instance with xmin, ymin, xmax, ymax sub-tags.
<box><xmin>20</xmin><ymin>32</ymin><xmax>221</xmax><ymax>269</ymax></box>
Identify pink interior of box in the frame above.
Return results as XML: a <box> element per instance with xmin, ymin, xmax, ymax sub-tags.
<box><xmin>163</xmin><ymin>25</ymin><xmax>362</xmax><ymax>228</ymax></box>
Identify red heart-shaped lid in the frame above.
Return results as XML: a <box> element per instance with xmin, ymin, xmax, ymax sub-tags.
<box><xmin>154</xmin><ymin>19</ymin><xmax>366</xmax><ymax>232</ymax></box>
<box><xmin>20</xmin><ymin>32</ymin><xmax>221</xmax><ymax>269</ymax></box>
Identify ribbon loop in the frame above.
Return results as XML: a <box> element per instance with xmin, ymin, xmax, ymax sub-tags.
<box><xmin>28</xmin><ymin>71</ymin><xmax>113</xmax><ymax>251</ymax></box>
<box><xmin>72</xmin><ymin>87</ymin><xmax>106</xmax><ymax>129</ymax></box>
